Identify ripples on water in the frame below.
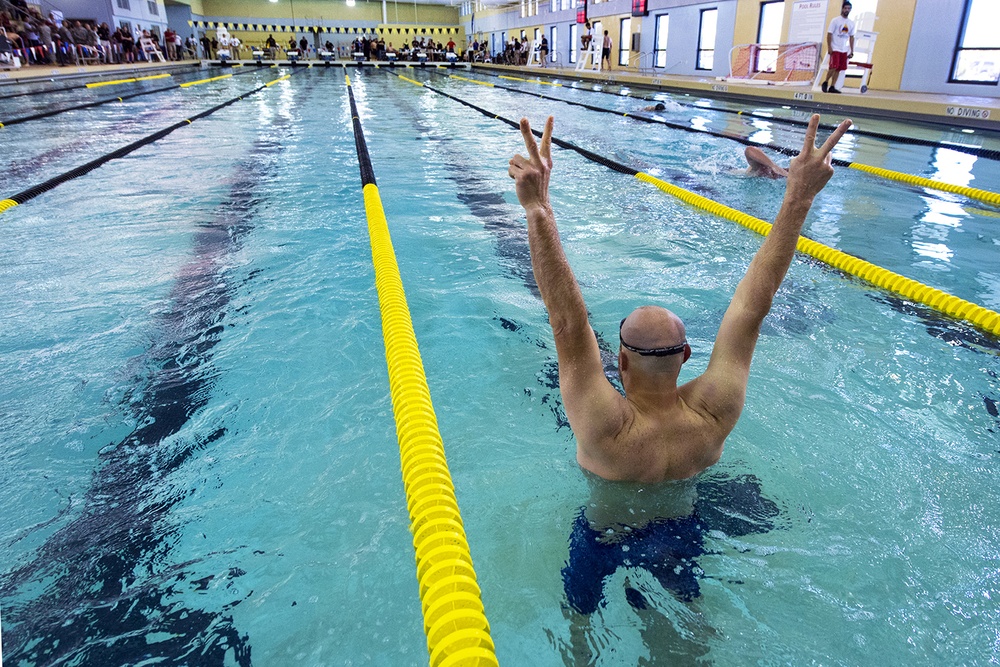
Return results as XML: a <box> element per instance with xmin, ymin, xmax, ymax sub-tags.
<box><xmin>0</xmin><ymin>67</ymin><xmax>998</xmax><ymax>666</ymax></box>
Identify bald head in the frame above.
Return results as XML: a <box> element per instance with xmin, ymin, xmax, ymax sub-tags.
<box><xmin>618</xmin><ymin>306</ymin><xmax>690</xmax><ymax>381</ymax></box>
<box><xmin>621</xmin><ymin>306</ymin><xmax>685</xmax><ymax>349</ymax></box>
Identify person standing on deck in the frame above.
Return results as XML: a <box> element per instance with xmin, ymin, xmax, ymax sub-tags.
<box><xmin>821</xmin><ymin>1</ymin><xmax>855</xmax><ymax>94</ymax></box>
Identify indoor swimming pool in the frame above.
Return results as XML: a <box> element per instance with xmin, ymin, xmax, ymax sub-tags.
<box><xmin>1</xmin><ymin>64</ymin><xmax>999</xmax><ymax>666</ymax></box>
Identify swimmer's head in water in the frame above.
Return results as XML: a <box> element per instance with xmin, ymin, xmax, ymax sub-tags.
<box><xmin>654</xmin><ymin>102</ymin><xmax>666</xmax><ymax>111</ymax></box>
<box><xmin>619</xmin><ymin>306</ymin><xmax>692</xmax><ymax>372</ymax></box>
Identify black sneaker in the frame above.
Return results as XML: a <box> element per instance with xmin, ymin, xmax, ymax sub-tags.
<box><xmin>822</xmin><ymin>82</ymin><xmax>828</xmax><ymax>93</ymax></box>
<box><xmin>829</xmin><ymin>86</ymin><xmax>841</xmax><ymax>93</ymax></box>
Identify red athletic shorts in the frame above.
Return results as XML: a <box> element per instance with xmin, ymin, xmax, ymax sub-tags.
<box><xmin>829</xmin><ymin>51</ymin><xmax>849</xmax><ymax>71</ymax></box>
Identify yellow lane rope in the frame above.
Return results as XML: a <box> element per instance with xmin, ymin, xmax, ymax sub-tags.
<box><xmin>849</xmin><ymin>162</ymin><xmax>1000</xmax><ymax>207</ymax></box>
<box><xmin>349</xmin><ymin>71</ymin><xmax>498</xmax><ymax>665</ymax></box>
<box><xmin>85</xmin><ymin>73</ymin><xmax>172</xmax><ymax>88</ymax></box>
<box><xmin>362</xmin><ymin>183</ymin><xmax>498</xmax><ymax>667</ymax></box>
<box><xmin>635</xmin><ymin>172</ymin><xmax>1000</xmax><ymax>336</ymax></box>
<box><xmin>179</xmin><ymin>73</ymin><xmax>233</xmax><ymax>88</ymax></box>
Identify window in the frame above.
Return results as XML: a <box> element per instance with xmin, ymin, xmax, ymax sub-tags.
<box><xmin>755</xmin><ymin>1</ymin><xmax>783</xmax><ymax>72</ymax></box>
<box><xmin>561</xmin><ymin>0</ymin><xmax>572</xmax><ymax>10</ymax></box>
<box><xmin>116</xmin><ymin>0</ymin><xmax>130</xmax><ymax>9</ymax></box>
<box><xmin>550</xmin><ymin>26</ymin><xmax>557</xmax><ymax>63</ymax></box>
<box><xmin>551</xmin><ymin>0</ymin><xmax>558</xmax><ymax>12</ymax></box>
<box><xmin>618</xmin><ymin>17</ymin><xmax>630</xmax><ymax>66</ymax></box>
<box><xmin>696</xmin><ymin>8</ymin><xmax>717</xmax><ymax>70</ymax></box>
<box><xmin>520</xmin><ymin>29</ymin><xmax>526</xmax><ymax>41</ymax></box>
<box><xmin>950</xmin><ymin>0</ymin><xmax>999</xmax><ymax>84</ymax></box>
<box><xmin>535</xmin><ymin>27</ymin><xmax>540</xmax><ymax>43</ymax></box>
<box><xmin>653</xmin><ymin>14</ymin><xmax>668</xmax><ymax>67</ymax></box>
<box><xmin>147</xmin><ymin>1</ymin><xmax>158</xmax><ymax>15</ymax></box>
<box><xmin>570</xmin><ymin>23</ymin><xmax>578</xmax><ymax>63</ymax></box>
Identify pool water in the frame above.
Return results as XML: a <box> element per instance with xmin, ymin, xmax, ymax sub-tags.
<box><xmin>1</xmin><ymin>66</ymin><xmax>999</xmax><ymax>666</ymax></box>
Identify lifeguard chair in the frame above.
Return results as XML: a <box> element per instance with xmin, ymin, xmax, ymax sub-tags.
<box><xmin>139</xmin><ymin>36</ymin><xmax>165</xmax><ymax>62</ymax></box>
<box><xmin>527</xmin><ymin>37</ymin><xmax>542</xmax><ymax>67</ymax></box>
<box><xmin>575</xmin><ymin>40</ymin><xmax>600</xmax><ymax>72</ymax></box>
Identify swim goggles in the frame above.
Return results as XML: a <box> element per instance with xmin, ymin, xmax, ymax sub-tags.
<box><xmin>619</xmin><ymin>318</ymin><xmax>687</xmax><ymax>357</ymax></box>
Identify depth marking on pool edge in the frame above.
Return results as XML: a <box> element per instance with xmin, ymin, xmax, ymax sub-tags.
<box><xmin>388</xmin><ymin>70</ymin><xmax>1000</xmax><ymax>339</ymax></box>
<box><xmin>345</xmin><ymin>73</ymin><xmax>499</xmax><ymax>667</ymax></box>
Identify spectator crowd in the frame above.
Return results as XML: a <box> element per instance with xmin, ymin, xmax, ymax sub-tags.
<box><xmin>1</xmin><ymin>0</ymin><xmax>194</xmax><ymax>68</ymax></box>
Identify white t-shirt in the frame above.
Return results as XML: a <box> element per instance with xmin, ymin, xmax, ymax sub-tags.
<box><xmin>827</xmin><ymin>15</ymin><xmax>855</xmax><ymax>54</ymax></box>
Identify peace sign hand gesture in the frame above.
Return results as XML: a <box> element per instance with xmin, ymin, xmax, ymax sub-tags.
<box><xmin>785</xmin><ymin>114</ymin><xmax>852</xmax><ymax>204</ymax></box>
<box><xmin>508</xmin><ymin>116</ymin><xmax>554</xmax><ymax>214</ymax></box>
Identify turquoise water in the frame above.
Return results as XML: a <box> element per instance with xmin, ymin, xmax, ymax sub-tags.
<box><xmin>1</xmin><ymin>66</ymin><xmax>998</xmax><ymax>666</ymax></box>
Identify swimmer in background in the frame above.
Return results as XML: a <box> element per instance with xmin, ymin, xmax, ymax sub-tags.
<box><xmin>641</xmin><ymin>102</ymin><xmax>667</xmax><ymax>112</ymax></box>
<box><xmin>743</xmin><ymin>145</ymin><xmax>788</xmax><ymax>179</ymax></box>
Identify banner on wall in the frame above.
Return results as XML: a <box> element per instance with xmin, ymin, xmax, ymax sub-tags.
<box><xmin>787</xmin><ymin>0</ymin><xmax>829</xmax><ymax>44</ymax></box>
<box><xmin>187</xmin><ymin>20</ymin><xmax>459</xmax><ymax>37</ymax></box>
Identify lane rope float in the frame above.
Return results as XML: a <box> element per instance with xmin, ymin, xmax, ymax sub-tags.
<box><xmin>179</xmin><ymin>73</ymin><xmax>233</xmax><ymax>88</ymax></box>
<box><xmin>437</xmin><ymin>71</ymin><xmax>1000</xmax><ymax>207</ymax></box>
<box><xmin>0</xmin><ymin>64</ymin><xmax>254</xmax><ymax>101</ymax></box>
<box><xmin>345</xmin><ymin>73</ymin><xmax>499</xmax><ymax>667</ymax></box>
<box><xmin>85</xmin><ymin>73</ymin><xmax>173</xmax><ymax>88</ymax></box>
<box><xmin>388</xmin><ymin>71</ymin><xmax>1000</xmax><ymax>338</ymax></box>
<box><xmin>0</xmin><ymin>67</ymin><xmax>269</xmax><ymax>128</ymax></box>
<box><xmin>470</xmin><ymin>68</ymin><xmax>1000</xmax><ymax>163</ymax></box>
<box><xmin>0</xmin><ymin>71</ymin><xmax>297</xmax><ymax>216</ymax></box>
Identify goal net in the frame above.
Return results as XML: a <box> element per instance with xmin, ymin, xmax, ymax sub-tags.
<box><xmin>727</xmin><ymin>42</ymin><xmax>820</xmax><ymax>84</ymax></box>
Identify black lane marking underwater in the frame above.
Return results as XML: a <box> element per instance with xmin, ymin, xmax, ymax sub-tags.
<box><xmin>471</xmin><ymin>69</ymin><xmax>1000</xmax><ymax>163</ymax></box>
<box><xmin>2</xmin><ymin>70</ymin><xmax>301</xmax><ymax>209</ymax></box>
<box><xmin>0</xmin><ymin>75</ymin><xmax>311</xmax><ymax>667</ymax></box>
<box><xmin>0</xmin><ymin>83</ymin><xmax>190</xmax><ymax>128</ymax></box>
<box><xmin>0</xmin><ymin>65</ymin><xmax>257</xmax><ymax>101</ymax></box>
<box><xmin>0</xmin><ymin>66</ymin><xmax>263</xmax><ymax>122</ymax></box>
<box><xmin>378</xmin><ymin>71</ymin><xmax>785</xmax><ymax>622</ymax></box>
<box><xmin>376</xmin><ymin>70</ymin><xmax>621</xmax><ymax>425</ymax></box>
<box><xmin>2</xmin><ymin>95</ymin><xmax>199</xmax><ymax>185</ymax></box>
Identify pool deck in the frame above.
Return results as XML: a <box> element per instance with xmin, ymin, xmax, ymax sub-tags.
<box><xmin>3</xmin><ymin>58</ymin><xmax>998</xmax><ymax>131</ymax></box>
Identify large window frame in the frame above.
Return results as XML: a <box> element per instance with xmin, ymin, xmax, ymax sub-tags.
<box><xmin>696</xmin><ymin>8</ymin><xmax>718</xmax><ymax>71</ymax></box>
<box><xmin>618</xmin><ymin>17</ymin><xmax>630</xmax><ymax>66</ymax></box>
<box><xmin>569</xmin><ymin>23</ymin><xmax>578</xmax><ymax>63</ymax></box>
<box><xmin>949</xmin><ymin>0</ymin><xmax>1000</xmax><ymax>85</ymax></box>
<box><xmin>550</xmin><ymin>25</ymin><xmax>558</xmax><ymax>63</ymax></box>
<box><xmin>653</xmin><ymin>13</ymin><xmax>668</xmax><ymax>68</ymax></box>
<box><xmin>755</xmin><ymin>0</ymin><xmax>783</xmax><ymax>72</ymax></box>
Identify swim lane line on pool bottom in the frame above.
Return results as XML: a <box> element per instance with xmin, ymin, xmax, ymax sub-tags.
<box><xmin>387</xmin><ymin>71</ymin><xmax>1000</xmax><ymax>338</ymax></box>
<box><xmin>0</xmin><ymin>71</ymin><xmax>298</xmax><ymax>216</ymax></box>
<box><xmin>344</xmin><ymin>73</ymin><xmax>499</xmax><ymax>667</ymax></box>
<box><xmin>433</xmin><ymin>70</ymin><xmax>1000</xmax><ymax>208</ymax></box>
<box><xmin>0</xmin><ymin>66</ymin><xmax>271</xmax><ymax>129</ymax></box>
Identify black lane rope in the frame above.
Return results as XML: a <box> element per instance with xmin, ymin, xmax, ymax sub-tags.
<box><xmin>1</xmin><ymin>83</ymin><xmax>184</xmax><ymax>128</ymax></box>
<box><xmin>469</xmin><ymin>68</ymin><xmax>1000</xmax><ymax>162</ymax></box>
<box><xmin>392</xmin><ymin>71</ymin><xmax>638</xmax><ymax>175</ymax></box>
<box><xmin>426</xmin><ymin>69</ymin><xmax>844</xmax><ymax>165</ymax></box>
<box><xmin>387</xmin><ymin>70</ymin><xmax>1000</xmax><ymax>337</ymax></box>
<box><xmin>0</xmin><ymin>66</ymin><xmax>272</xmax><ymax>128</ymax></box>
<box><xmin>0</xmin><ymin>70</ymin><xmax>299</xmax><ymax>215</ymax></box>
<box><xmin>424</xmin><ymin>69</ymin><xmax>1000</xmax><ymax>207</ymax></box>
<box><xmin>0</xmin><ymin>64</ymin><xmax>259</xmax><ymax>101</ymax></box>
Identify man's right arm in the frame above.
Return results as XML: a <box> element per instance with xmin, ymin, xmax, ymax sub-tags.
<box><xmin>689</xmin><ymin>115</ymin><xmax>852</xmax><ymax>427</ymax></box>
<box><xmin>508</xmin><ymin>117</ymin><xmax>626</xmax><ymax>448</ymax></box>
